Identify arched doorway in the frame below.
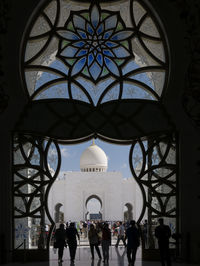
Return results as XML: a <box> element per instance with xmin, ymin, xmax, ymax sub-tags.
<box><xmin>12</xmin><ymin>0</ymin><xmax>178</xmax><ymax>261</ymax></box>
<box><xmin>85</xmin><ymin>195</ymin><xmax>102</xmax><ymax>221</ymax></box>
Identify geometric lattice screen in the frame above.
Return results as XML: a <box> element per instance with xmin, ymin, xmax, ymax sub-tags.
<box><xmin>130</xmin><ymin>133</ymin><xmax>177</xmax><ymax>248</ymax></box>
<box><xmin>14</xmin><ymin>0</ymin><xmax>177</xmax><ymax>252</ymax></box>
<box><xmin>23</xmin><ymin>0</ymin><xmax>168</xmax><ymax>104</ymax></box>
<box><xmin>13</xmin><ymin>132</ymin><xmax>177</xmax><ymax>250</ymax></box>
<box><xmin>13</xmin><ymin>134</ymin><xmax>61</xmax><ymax>249</ymax></box>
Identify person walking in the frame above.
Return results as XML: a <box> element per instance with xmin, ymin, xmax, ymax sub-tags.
<box><xmin>115</xmin><ymin>221</ymin><xmax>126</xmax><ymax>248</ymax></box>
<box><xmin>155</xmin><ymin>218</ymin><xmax>172</xmax><ymax>266</ymax></box>
<box><xmin>142</xmin><ymin>219</ymin><xmax>148</xmax><ymax>248</ymax></box>
<box><xmin>125</xmin><ymin>220</ymin><xmax>140</xmax><ymax>266</ymax></box>
<box><xmin>54</xmin><ymin>223</ymin><xmax>67</xmax><ymax>263</ymax></box>
<box><xmin>66</xmin><ymin>222</ymin><xmax>80</xmax><ymax>264</ymax></box>
<box><xmin>101</xmin><ymin>223</ymin><xmax>111</xmax><ymax>264</ymax></box>
<box><xmin>88</xmin><ymin>224</ymin><xmax>102</xmax><ymax>260</ymax></box>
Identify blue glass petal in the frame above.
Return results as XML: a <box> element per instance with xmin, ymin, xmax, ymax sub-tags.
<box><xmin>89</xmin><ymin>61</ymin><xmax>101</xmax><ymax>80</ymax></box>
<box><xmin>103</xmin><ymin>30</ymin><xmax>113</xmax><ymax>39</ymax></box>
<box><xmin>104</xmin><ymin>57</ymin><xmax>120</xmax><ymax>76</ymax></box>
<box><xmin>88</xmin><ymin>53</ymin><xmax>94</xmax><ymax>66</ymax></box>
<box><xmin>60</xmin><ymin>46</ymin><xmax>78</xmax><ymax>57</ymax></box>
<box><xmin>103</xmin><ymin>49</ymin><xmax>114</xmax><ymax>57</ymax></box>
<box><xmin>87</xmin><ymin>23</ymin><xmax>94</xmax><ymax>35</ymax></box>
<box><xmin>111</xmin><ymin>31</ymin><xmax>133</xmax><ymax>41</ymax></box>
<box><xmin>91</xmin><ymin>5</ymin><xmax>99</xmax><ymax>28</ymax></box>
<box><xmin>77</xmin><ymin>30</ymin><xmax>87</xmax><ymax>39</ymax></box>
<box><xmin>76</xmin><ymin>49</ymin><xmax>88</xmax><ymax>57</ymax></box>
<box><xmin>113</xmin><ymin>46</ymin><xmax>130</xmax><ymax>58</ymax></box>
<box><xmin>93</xmin><ymin>50</ymin><xmax>97</xmax><ymax>56</ymax></box>
<box><xmin>97</xmin><ymin>23</ymin><xmax>104</xmax><ymax>35</ymax></box>
<box><xmin>57</xmin><ymin>30</ymin><xmax>80</xmax><ymax>40</ymax></box>
<box><xmin>97</xmin><ymin>53</ymin><xmax>103</xmax><ymax>66</ymax></box>
<box><xmin>105</xmin><ymin>15</ymin><xmax>117</xmax><ymax>30</ymax></box>
<box><xmin>89</xmin><ymin>47</ymin><xmax>94</xmax><ymax>52</ymax></box>
<box><xmin>105</xmin><ymin>41</ymin><xmax>118</xmax><ymax>48</ymax></box>
<box><xmin>71</xmin><ymin>57</ymin><xmax>86</xmax><ymax>76</ymax></box>
<box><xmin>73</xmin><ymin>15</ymin><xmax>86</xmax><ymax>30</ymax></box>
<box><xmin>97</xmin><ymin>47</ymin><xmax>101</xmax><ymax>52</ymax></box>
<box><xmin>73</xmin><ymin>41</ymin><xmax>85</xmax><ymax>48</ymax></box>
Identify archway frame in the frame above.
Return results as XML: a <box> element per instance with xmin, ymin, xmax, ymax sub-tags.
<box><xmin>12</xmin><ymin>0</ymin><xmax>178</xmax><ymax>261</ymax></box>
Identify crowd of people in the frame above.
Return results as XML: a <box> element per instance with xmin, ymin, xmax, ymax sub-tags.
<box><xmin>54</xmin><ymin>220</ymin><xmax>140</xmax><ymax>265</ymax></box>
<box><xmin>53</xmin><ymin>219</ymin><xmax>173</xmax><ymax>266</ymax></box>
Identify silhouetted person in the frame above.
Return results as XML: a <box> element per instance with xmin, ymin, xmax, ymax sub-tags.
<box><xmin>66</xmin><ymin>222</ymin><xmax>80</xmax><ymax>264</ymax></box>
<box><xmin>125</xmin><ymin>220</ymin><xmax>140</xmax><ymax>266</ymax></box>
<box><xmin>88</xmin><ymin>224</ymin><xmax>102</xmax><ymax>260</ymax></box>
<box><xmin>54</xmin><ymin>223</ymin><xmax>67</xmax><ymax>262</ymax></box>
<box><xmin>115</xmin><ymin>221</ymin><xmax>126</xmax><ymax>248</ymax></box>
<box><xmin>101</xmin><ymin>223</ymin><xmax>111</xmax><ymax>264</ymax></box>
<box><xmin>142</xmin><ymin>219</ymin><xmax>148</xmax><ymax>248</ymax></box>
<box><xmin>155</xmin><ymin>218</ymin><xmax>172</xmax><ymax>266</ymax></box>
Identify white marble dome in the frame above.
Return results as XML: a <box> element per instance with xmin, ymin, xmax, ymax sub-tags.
<box><xmin>80</xmin><ymin>141</ymin><xmax>108</xmax><ymax>172</ymax></box>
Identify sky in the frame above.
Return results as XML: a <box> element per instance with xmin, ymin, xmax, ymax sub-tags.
<box><xmin>58</xmin><ymin>138</ymin><xmax>133</xmax><ymax>179</ymax></box>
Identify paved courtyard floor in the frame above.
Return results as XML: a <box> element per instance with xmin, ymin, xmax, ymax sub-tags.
<box><xmin>2</xmin><ymin>245</ymin><xmax>198</xmax><ymax>266</ymax></box>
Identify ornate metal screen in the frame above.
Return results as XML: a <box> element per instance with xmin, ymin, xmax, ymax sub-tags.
<box><xmin>13</xmin><ymin>134</ymin><xmax>61</xmax><ymax>249</ymax></box>
<box><xmin>130</xmin><ymin>134</ymin><xmax>177</xmax><ymax>248</ymax></box>
<box><xmin>22</xmin><ymin>0</ymin><xmax>168</xmax><ymax>103</ymax></box>
<box><xmin>13</xmin><ymin>0</ymin><xmax>178</xmax><ymax>255</ymax></box>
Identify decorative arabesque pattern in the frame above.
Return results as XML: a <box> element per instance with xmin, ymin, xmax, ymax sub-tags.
<box><xmin>130</xmin><ymin>134</ymin><xmax>177</xmax><ymax>247</ymax></box>
<box><xmin>13</xmin><ymin>134</ymin><xmax>61</xmax><ymax>249</ymax></box>
<box><xmin>23</xmin><ymin>0</ymin><xmax>168</xmax><ymax>104</ymax></box>
<box><xmin>15</xmin><ymin>0</ymin><xmax>177</xmax><ymax>252</ymax></box>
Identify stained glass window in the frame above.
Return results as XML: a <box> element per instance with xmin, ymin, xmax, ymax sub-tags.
<box><xmin>22</xmin><ymin>0</ymin><xmax>168</xmax><ymax>105</ymax></box>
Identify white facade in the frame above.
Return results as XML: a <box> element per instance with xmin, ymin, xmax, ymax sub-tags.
<box><xmin>48</xmin><ymin>143</ymin><xmax>143</xmax><ymax>222</ymax></box>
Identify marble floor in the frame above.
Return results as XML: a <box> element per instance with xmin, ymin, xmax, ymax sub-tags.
<box><xmin>2</xmin><ymin>246</ymin><xmax>198</xmax><ymax>266</ymax></box>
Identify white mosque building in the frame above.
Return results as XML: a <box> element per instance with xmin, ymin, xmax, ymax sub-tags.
<box><xmin>48</xmin><ymin>141</ymin><xmax>143</xmax><ymax>223</ymax></box>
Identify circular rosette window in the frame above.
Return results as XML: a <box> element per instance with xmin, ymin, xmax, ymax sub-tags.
<box><xmin>22</xmin><ymin>0</ymin><xmax>169</xmax><ymax>106</ymax></box>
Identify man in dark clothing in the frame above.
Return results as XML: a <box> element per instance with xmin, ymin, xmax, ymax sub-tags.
<box><xmin>155</xmin><ymin>218</ymin><xmax>172</xmax><ymax>266</ymax></box>
<box><xmin>54</xmin><ymin>223</ymin><xmax>67</xmax><ymax>262</ymax></box>
<box><xmin>125</xmin><ymin>220</ymin><xmax>140</xmax><ymax>266</ymax></box>
<box><xmin>66</xmin><ymin>222</ymin><xmax>80</xmax><ymax>264</ymax></box>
